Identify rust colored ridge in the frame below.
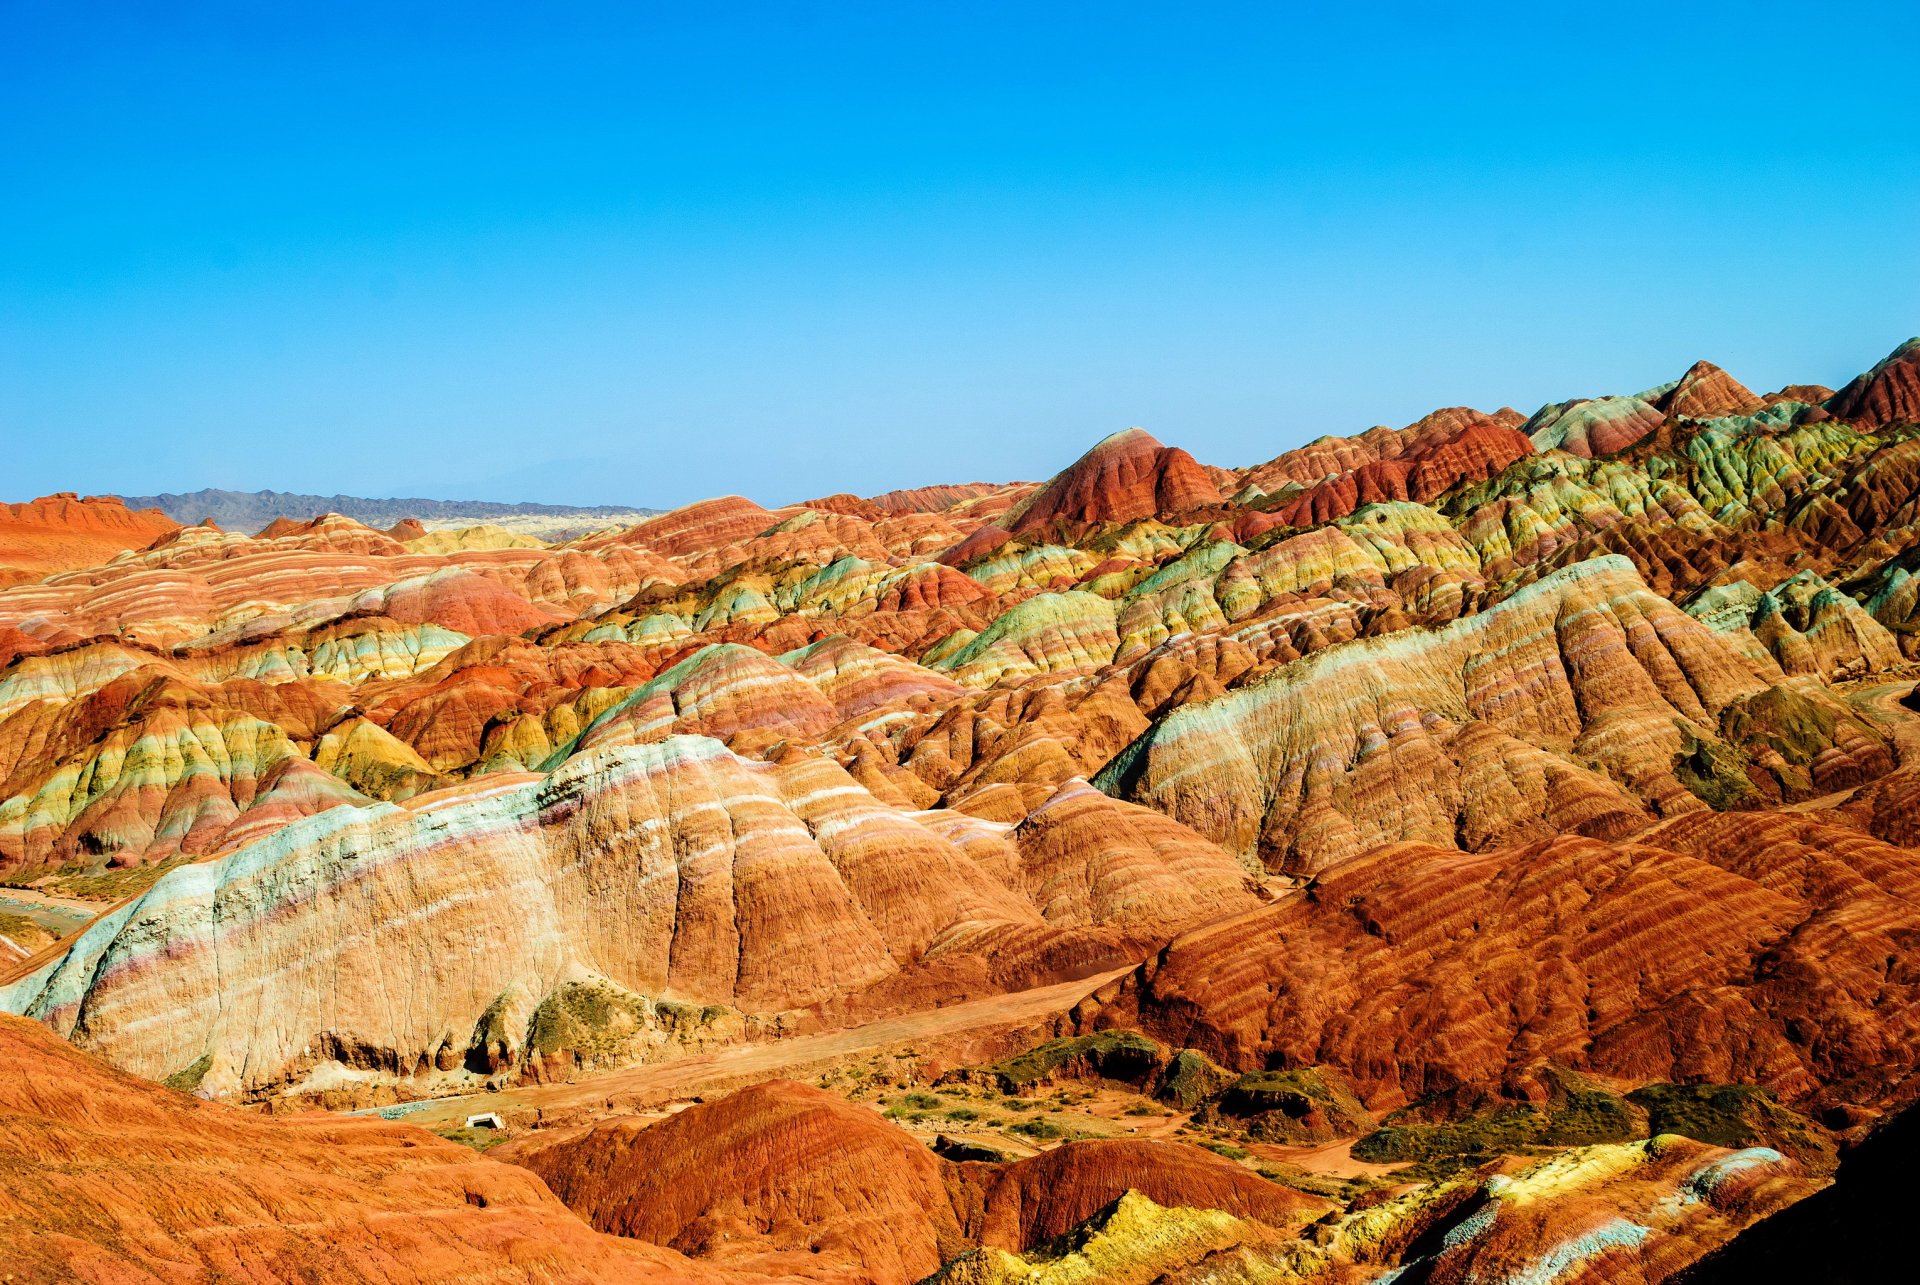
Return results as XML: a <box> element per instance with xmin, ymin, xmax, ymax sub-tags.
<box><xmin>1264</xmin><ymin>415</ymin><xmax>1535</xmax><ymax>527</ymax></box>
<box><xmin>0</xmin><ymin>492</ymin><xmax>178</xmax><ymax>580</ymax></box>
<box><xmin>0</xmin><ymin>1011</ymin><xmax>738</xmax><ymax>1284</ymax></box>
<box><xmin>1828</xmin><ymin>337</ymin><xmax>1920</xmax><ymax>426</ymax></box>
<box><xmin>250</xmin><ymin>511</ymin><xmax>408</xmax><ymax>554</ymax></box>
<box><xmin>956</xmin><ymin>1135</ymin><xmax>1328</xmax><ymax>1249</ymax></box>
<box><xmin>500</xmin><ymin>1079</ymin><xmax>966</xmax><ymax>1283</ymax></box>
<box><xmin>600</xmin><ymin>494</ymin><xmax>791</xmax><ymax>556</ymax></box>
<box><xmin>1236</xmin><ymin>406</ymin><xmax>1526</xmax><ymax>496</ymax></box>
<box><xmin>800</xmin><ymin>490</ymin><xmax>887</xmax><ymax>519</ymax></box>
<box><xmin>386</xmin><ymin>516</ymin><xmax>429</xmax><ymax>540</ymax></box>
<box><xmin>1659</xmin><ymin>359</ymin><xmax>1763</xmax><ymax>419</ymax></box>
<box><xmin>1075</xmin><ymin>807</ymin><xmax>1920</xmax><ymax>1116</ymax></box>
<box><xmin>868</xmin><ymin>481</ymin><xmax>1015</xmax><ymax>515</ymax></box>
<box><xmin>497</xmin><ymin>1079</ymin><xmax>1327</xmax><ymax>1284</ymax></box>
<box><xmin>1006</xmin><ymin>429</ymin><xmax>1223</xmax><ymax>536</ymax></box>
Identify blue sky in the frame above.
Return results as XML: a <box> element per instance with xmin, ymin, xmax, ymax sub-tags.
<box><xmin>3</xmin><ymin>1</ymin><xmax>1917</xmax><ymax>509</ymax></box>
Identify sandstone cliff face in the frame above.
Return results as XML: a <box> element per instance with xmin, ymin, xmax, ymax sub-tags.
<box><xmin>0</xmin><ymin>1011</ymin><xmax>731</xmax><ymax>1284</ymax></box>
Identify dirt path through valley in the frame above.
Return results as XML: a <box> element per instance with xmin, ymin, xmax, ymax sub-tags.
<box><xmin>369</xmin><ymin>964</ymin><xmax>1137</xmax><ymax>1130</ymax></box>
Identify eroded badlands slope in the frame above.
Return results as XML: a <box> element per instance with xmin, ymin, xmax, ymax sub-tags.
<box><xmin>6</xmin><ymin>338</ymin><xmax>1920</xmax><ymax>1281</ymax></box>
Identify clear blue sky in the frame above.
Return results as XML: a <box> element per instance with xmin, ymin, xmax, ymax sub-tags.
<box><xmin>3</xmin><ymin>1</ymin><xmax>1917</xmax><ymax>509</ymax></box>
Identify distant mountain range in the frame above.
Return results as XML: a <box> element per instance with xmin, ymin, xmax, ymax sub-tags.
<box><xmin>111</xmin><ymin>488</ymin><xmax>658</xmax><ymax>534</ymax></box>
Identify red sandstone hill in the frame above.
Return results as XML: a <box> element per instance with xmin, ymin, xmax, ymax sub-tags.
<box><xmin>1829</xmin><ymin>337</ymin><xmax>1920</xmax><ymax>426</ymax></box>
<box><xmin>497</xmin><ymin>1079</ymin><xmax>1328</xmax><ymax>1284</ymax></box>
<box><xmin>0</xmin><ymin>1012</ymin><xmax>736</xmax><ymax>1284</ymax></box>
<box><xmin>1006</xmin><ymin>428</ymin><xmax>1223</xmax><ymax>535</ymax></box>
<box><xmin>0</xmin><ymin>493</ymin><xmax>177</xmax><ymax>585</ymax></box>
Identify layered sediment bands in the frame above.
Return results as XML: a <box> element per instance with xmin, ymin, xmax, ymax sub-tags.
<box><xmin>503</xmin><ymin>1079</ymin><xmax>1803</xmax><ymax>1285</ymax></box>
<box><xmin>500</xmin><ymin>1080</ymin><xmax>1326</xmax><ymax>1284</ymax></box>
<box><xmin>501</xmin><ymin>1080</ymin><xmax>968</xmax><ymax>1283</ymax></box>
<box><xmin>1006</xmin><ymin>429</ymin><xmax>1223</xmax><ymax>536</ymax></box>
<box><xmin>1097</xmin><ymin>555</ymin><xmax>1811</xmax><ymax>871</ymax></box>
<box><xmin>0</xmin><ymin>1012</ymin><xmax>730</xmax><ymax>1284</ymax></box>
<box><xmin>1</xmin><ymin>736</ymin><xmax>1252</xmax><ymax>1098</ymax></box>
<box><xmin>1263</xmin><ymin>416</ymin><xmax>1535</xmax><ymax>527</ymax></box>
<box><xmin>1078</xmin><ymin>814</ymin><xmax>1920</xmax><ymax>1113</ymax></box>
<box><xmin>1527</xmin><ymin>395</ymin><xmax>1666</xmax><ymax>457</ymax></box>
<box><xmin>1662</xmin><ymin>360</ymin><xmax>1762</xmax><ymax>420</ymax></box>
<box><xmin>0</xmin><ymin>669</ymin><xmax>369</xmax><ymax>868</ymax></box>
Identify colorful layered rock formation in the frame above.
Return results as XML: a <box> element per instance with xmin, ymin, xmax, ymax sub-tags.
<box><xmin>1073</xmin><ymin>804</ymin><xmax>1920</xmax><ymax>1116</ymax></box>
<box><xmin>1</xmin><ymin>735</ymin><xmax>1256</xmax><ymax>1099</ymax></box>
<box><xmin>4</xmin><ymin>336</ymin><xmax>1920</xmax><ymax>1281</ymax></box>
<box><xmin>500</xmin><ymin>1079</ymin><xmax>1327</xmax><ymax>1285</ymax></box>
<box><xmin>1005</xmin><ymin>428</ymin><xmax>1223</xmax><ymax>536</ymax></box>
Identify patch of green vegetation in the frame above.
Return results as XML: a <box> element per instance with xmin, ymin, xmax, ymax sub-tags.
<box><xmin>1258</xmin><ymin>1164</ymin><xmax>1370</xmax><ymax>1200</ymax></box>
<box><xmin>1719</xmin><ymin>685</ymin><xmax>1839</xmax><ymax>768</ymax></box>
<box><xmin>1008</xmin><ymin>1117</ymin><xmax>1071</xmax><ymax>1140</ymax></box>
<box><xmin>1673</xmin><ymin>724</ymin><xmax>1761</xmax><ymax>810</ymax></box>
<box><xmin>1393</xmin><ymin>1151</ymin><xmax>1509</xmax><ymax>1184</ymax></box>
<box><xmin>1219</xmin><ymin>1066</ymin><xmax>1372</xmax><ymax>1143</ymax></box>
<box><xmin>1123</xmin><ymin>1102</ymin><xmax>1161</xmax><ymax>1117</ymax></box>
<box><xmin>944</xmin><ymin>1106</ymin><xmax>980</xmax><ymax>1123</ymax></box>
<box><xmin>1627</xmin><ymin>1083</ymin><xmax>1809</xmax><ymax>1151</ymax></box>
<box><xmin>1539</xmin><ymin>1082</ymin><xmax>1641</xmax><ymax>1146</ymax></box>
<box><xmin>0</xmin><ymin>910</ymin><xmax>56</xmax><ymax>950</ymax></box>
<box><xmin>526</xmin><ymin>981</ymin><xmax>650</xmax><ymax>1060</ymax></box>
<box><xmin>982</xmin><ymin>1031</ymin><xmax>1163</xmax><ymax>1092</ymax></box>
<box><xmin>900</xmin><ymin>1092</ymin><xmax>942</xmax><ymax>1110</ymax></box>
<box><xmin>436</xmin><ymin>1126</ymin><xmax>508</xmax><ymax>1152</ymax></box>
<box><xmin>162</xmin><ymin>1054</ymin><xmax>212</xmax><ymax>1093</ymax></box>
<box><xmin>1354</xmin><ymin>1105</ymin><xmax>1549</xmax><ymax>1163</ymax></box>
<box><xmin>1156</xmin><ymin>1047</ymin><xmax>1234</xmax><ymax>1109</ymax></box>
<box><xmin>1201</xmin><ymin>1141</ymin><xmax>1250</xmax><ymax>1161</ymax></box>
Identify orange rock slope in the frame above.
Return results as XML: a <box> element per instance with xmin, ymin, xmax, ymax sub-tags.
<box><xmin>0</xmin><ymin>1011</ymin><xmax>735</xmax><ymax>1284</ymax></box>
<box><xmin>0</xmin><ymin>493</ymin><xmax>177</xmax><ymax>586</ymax></box>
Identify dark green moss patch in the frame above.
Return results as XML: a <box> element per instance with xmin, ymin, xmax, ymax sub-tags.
<box><xmin>1626</xmin><ymin>1082</ymin><xmax>1834</xmax><ymax>1170</ymax></box>
<box><xmin>1673</xmin><ymin>724</ymin><xmax>1762</xmax><ymax>810</ymax></box>
<box><xmin>1155</xmin><ymin>1048</ymin><xmax>1234</xmax><ymax>1109</ymax></box>
<box><xmin>975</xmin><ymin>1031</ymin><xmax>1163</xmax><ymax>1093</ymax></box>
<box><xmin>163</xmin><ymin>1054</ymin><xmax>212</xmax><ymax>1093</ymax></box>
